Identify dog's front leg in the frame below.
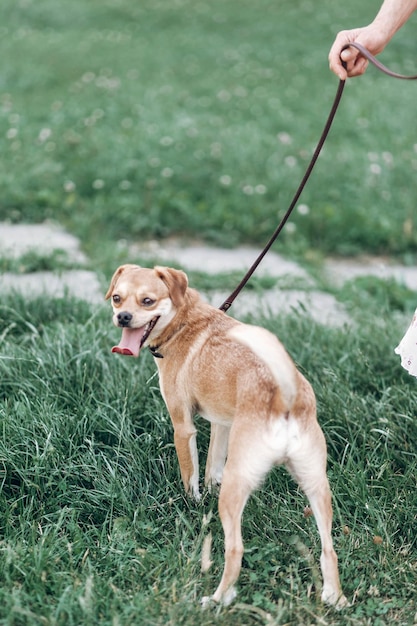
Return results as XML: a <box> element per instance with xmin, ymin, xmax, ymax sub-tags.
<box><xmin>172</xmin><ymin>419</ymin><xmax>200</xmax><ymax>500</ymax></box>
<box><xmin>205</xmin><ymin>423</ymin><xmax>230</xmax><ymax>490</ymax></box>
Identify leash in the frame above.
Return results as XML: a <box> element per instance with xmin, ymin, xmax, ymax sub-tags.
<box><xmin>219</xmin><ymin>43</ymin><xmax>417</xmax><ymax>313</ymax></box>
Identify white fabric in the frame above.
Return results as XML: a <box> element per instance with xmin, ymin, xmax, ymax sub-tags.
<box><xmin>395</xmin><ymin>309</ymin><xmax>417</xmax><ymax>377</ymax></box>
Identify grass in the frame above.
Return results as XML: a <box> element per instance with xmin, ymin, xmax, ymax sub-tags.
<box><xmin>1</xmin><ymin>0</ymin><xmax>417</xmax><ymax>268</ymax></box>
<box><xmin>0</xmin><ymin>291</ymin><xmax>416</xmax><ymax>625</ymax></box>
<box><xmin>1</xmin><ymin>0</ymin><xmax>417</xmax><ymax>623</ymax></box>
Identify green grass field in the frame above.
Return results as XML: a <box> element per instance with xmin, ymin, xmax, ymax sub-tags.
<box><xmin>1</xmin><ymin>0</ymin><xmax>417</xmax><ymax>266</ymax></box>
<box><xmin>0</xmin><ymin>293</ymin><xmax>416</xmax><ymax>625</ymax></box>
<box><xmin>0</xmin><ymin>0</ymin><xmax>417</xmax><ymax>624</ymax></box>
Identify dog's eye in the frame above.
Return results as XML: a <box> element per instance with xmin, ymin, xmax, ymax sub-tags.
<box><xmin>142</xmin><ymin>297</ymin><xmax>155</xmax><ymax>307</ymax></box>
<box><xmin>112</xmin><ymin>294</ymin><xmax>121</xmax><ymax>304</ymax></box>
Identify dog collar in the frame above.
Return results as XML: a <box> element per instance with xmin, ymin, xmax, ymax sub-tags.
<box><xmin>149</xmin><ymin>346</ymin><xmax>164</xmax><ymax>359</ymax></box>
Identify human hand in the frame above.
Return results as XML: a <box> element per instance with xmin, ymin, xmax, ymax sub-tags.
<box><xmin>329</xmin><ymin>26</ymin><xmax>388</xmax><ymax>79</ymax></box>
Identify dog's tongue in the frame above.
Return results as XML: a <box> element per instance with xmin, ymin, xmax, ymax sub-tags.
<box><xmin>111</xmin><ymin>327</ymin><xmax>146</xmax><ymax>357</ymax></box>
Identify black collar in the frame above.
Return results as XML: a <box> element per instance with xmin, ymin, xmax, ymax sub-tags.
<box><xmin>148</xmin><ymin>345</ymin><xmax>164</xmax><ymax>359</ymax></box>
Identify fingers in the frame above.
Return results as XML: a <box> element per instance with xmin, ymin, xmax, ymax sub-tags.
<box><xmin>328</xmin><ymin>28</ymin><xmax>370</xmax><ymax>79</ymax></box>
<box><xmin>328</xmin><ymin>32</ymin><xmax>357</xmax><ymax>80</ymax></box>
<box><xmin>344</xmin><ymin>54</ymin><xmax>369</xmax><ymax>77</ymax></box>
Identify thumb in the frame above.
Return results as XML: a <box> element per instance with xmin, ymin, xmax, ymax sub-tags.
<box><xmin>340</xmin><ymin>46</ymin><xmax>357</xmax><ymax>61</ymax></box>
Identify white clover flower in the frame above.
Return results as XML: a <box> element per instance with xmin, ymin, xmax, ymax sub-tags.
<box><xmin>92</xmin><ymin>179</ymin><xmax>105</xmax><ymax>189</ymax></box>
<box><xmin>119</xmin><ymin>180</ymin><xmax>131</xmax><ymax>190</ymax></box>
<box><xmin>82</xmin><ymin>72</ymin><xmax>95</xmax><ymax>83</ymax></box>
<box><xmin>38</xmin><ymin>128</ymin><xmax>52</xmax><ymax>142</ymax></box>
<box><xmin>160</xmin><ymin>136</ymin><xmax>173</xmax><ymax>146</ymax></box>
<box><xmin>370</xmin><ymin>163</ymin><xmax>381</xmax><ymax>175</ymax></box>
<box><xmin>149</xmin><ymin>157</ymin><xmax>161</xmax><ymax>168</ymax></box>
<box><xmin>382</xmin><ymin>151</ymin><xmax>393</xmax><ymax>165</ymax></box>
<box><xmin>255</xmin><ymin>184</ymin><xmax>267</xmax><ymax>195</ymax></box>
<box><xmin>284</xmin><ymin>156</ymin><xmax>297</xmax><ymax>167</ymax></box>
<box><xmin>161</xmin><ymin>167</ymin><xmax>173</xmax><ymax>178</ymax></box>
<box><xmin>277</xmin><ymin>131</ymin><xmax>292</xmax><ymax>145</ymax></box>
<box><xmin>297</xmin><ymin>203</ymin><xmax>310</xmax><ymax>215</ymax></box>
<box><xmin>219</xmin><ymin>175</ymin><xmax>232</xmax><ymax>186</ymax></box>
<box><xmin>217</xmin><ymin>90</ymin><xmax>231</xmax><ymax>102</ymax></box>
<box><xmin>210</xmin><ymin>142</ymin><xmax>222</xmax><ymax>157</ymax></box>
<box><xmin>285</xmin><ymin>222</ymin><xmax>296</xmax><ymax>234</ymax></box>
<box><xmin>6</xmin><ymin>128</ymin><xmax>18</xmax><ymax>139</ymax></box>
<box><xmin>64</xmin><ymin>181</ymin><xmax>76</xmax><ymax>192</ymax></box>
<box><xmin>242</xmin><ymin>185</ymin><xmax>254</xmax><ymax>195</ymax></box>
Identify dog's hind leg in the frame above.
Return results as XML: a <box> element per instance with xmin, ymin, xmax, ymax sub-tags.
<box><xmin>207</xmin><ymin>427</ymin><xmax>273</xmax><ymax>605</ymax></box>
<box><xmin>205</xmin><ymin>423</ymin><xmax>230</xmax><ymax>491</ymax></box>
<box><xmin>209</xmin><ymin>472</ymin><xmax>250</xmax><ymax>605</ymax></box>
<box><xmin>286</xmin><ymin>429</ymin><xmax>348</xmax><ymax>608</ymax></box>
<box><xmin>306</xmin><ymin>477</ymin><xmax>348</xmax><ymax>608</ymax></box>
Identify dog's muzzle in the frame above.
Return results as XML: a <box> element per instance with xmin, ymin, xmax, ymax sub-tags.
<box><xmin>111</xmin><ymin>315</ymin><xmax>160</xmax><ymax>357</ymax></box>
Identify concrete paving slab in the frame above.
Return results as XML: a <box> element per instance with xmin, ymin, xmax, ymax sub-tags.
<box><xmin>0</xmin><ymin>222</ymin><xmax>87</xmax><ymax>264</ymax></box>
<box><xmin>130</xmin><ymin>241</ymin><xmax>313</xmax><ymax>282</ymax></box>
<box><xmin>324</xmin><ymin>257</ymin><xmax>417</xmax><ymax>290</ymax></box>
<box><xmin>0</xmin><ymin>270</ymin><xmax>103</xmax><ymax>303</ymax></box>
<box><xmin>207</xmin><ymin>289</ymin><xmax>350</xmax><ymax>327</ymax></box>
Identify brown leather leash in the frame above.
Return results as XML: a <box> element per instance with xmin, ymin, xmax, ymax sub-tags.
<box><xmin>219</xmin><ymin>43</ymin><xmax>417</xmax><ymax>313</ymax></box>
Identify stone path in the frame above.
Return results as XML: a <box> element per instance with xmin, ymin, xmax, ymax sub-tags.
<box><xmin>131</xmin><ymin>239</ymin><xmax>348</xmax><ymax>326</ymax></box>
<box><xmin>1</xmin><ymin>221</ymin><xmax>416</xmax><ymax>326</ymax></box>
<box><xmin>0</xmin><ymin>222</ymin><xmax>103</xmax><ymax>304</ymax></box>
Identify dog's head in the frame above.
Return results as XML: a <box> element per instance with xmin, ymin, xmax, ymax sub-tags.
<box><xmin>105</xmin><ymin>264</ymin><xmax>188</xmax><ymax>356</ymax></box>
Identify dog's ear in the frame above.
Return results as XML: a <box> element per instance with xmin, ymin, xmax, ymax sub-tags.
<box><xmin>154</xmin><ymin>266</ymin><xmax>188</xmax><ymax>308</ymax></box>
<box><xmin>105</xmin><ymin>264</ymin><xmax>140</xmax><ymax>300</ymax></box>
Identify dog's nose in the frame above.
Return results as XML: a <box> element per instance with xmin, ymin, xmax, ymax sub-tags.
<box><xmin>117</xmin><ymin>311</ymin><xmax>133</xmax><ymax>327</ymax></box>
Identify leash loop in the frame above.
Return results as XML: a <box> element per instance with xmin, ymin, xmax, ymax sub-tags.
<box><xmin>219</xmin><ymin>45</ymin><xmax>417</xmax><ymax>313</ymax></box>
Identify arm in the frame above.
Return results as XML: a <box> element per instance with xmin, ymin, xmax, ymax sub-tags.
<box><xmin>329</xmin><ymin>0</ymin><xmax>417</xmax><ymax>79</ymax></box>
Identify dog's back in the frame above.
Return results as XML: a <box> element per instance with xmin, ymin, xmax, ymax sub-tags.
<box><xmin>156</xmin><ymin>291</ymin><xmax>307</xmax><ymax>427</ymax></box>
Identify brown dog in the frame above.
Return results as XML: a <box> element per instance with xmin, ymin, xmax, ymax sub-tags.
<box><xmin>106</xmin><ymin>264</ymin><xmax>347</xmax><ymax>608</ymax></box>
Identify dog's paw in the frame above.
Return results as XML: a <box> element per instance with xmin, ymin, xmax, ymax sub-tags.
<box><xmin>201</xmin><ymin>595</ymin><xmax>213</xmax><ymax>609</ymax></box>
<box><xmin>187</xmin><ymin>485</ymin><xmax>201</xmax><ymax>501</ymax></box>
<box><xmin>334</xmin><ymin>594</ymin><xmax>350</xmax><ymax>609</ymax></box>
<box><xmin>322</xmin><ymin>589</ymin><xmax>350</xmax><ymax>609</ymax></box>
<box><xmin>201</xmin><ymin>586</ymin><xmax>237</xmax><ymax>608</ymax></box>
